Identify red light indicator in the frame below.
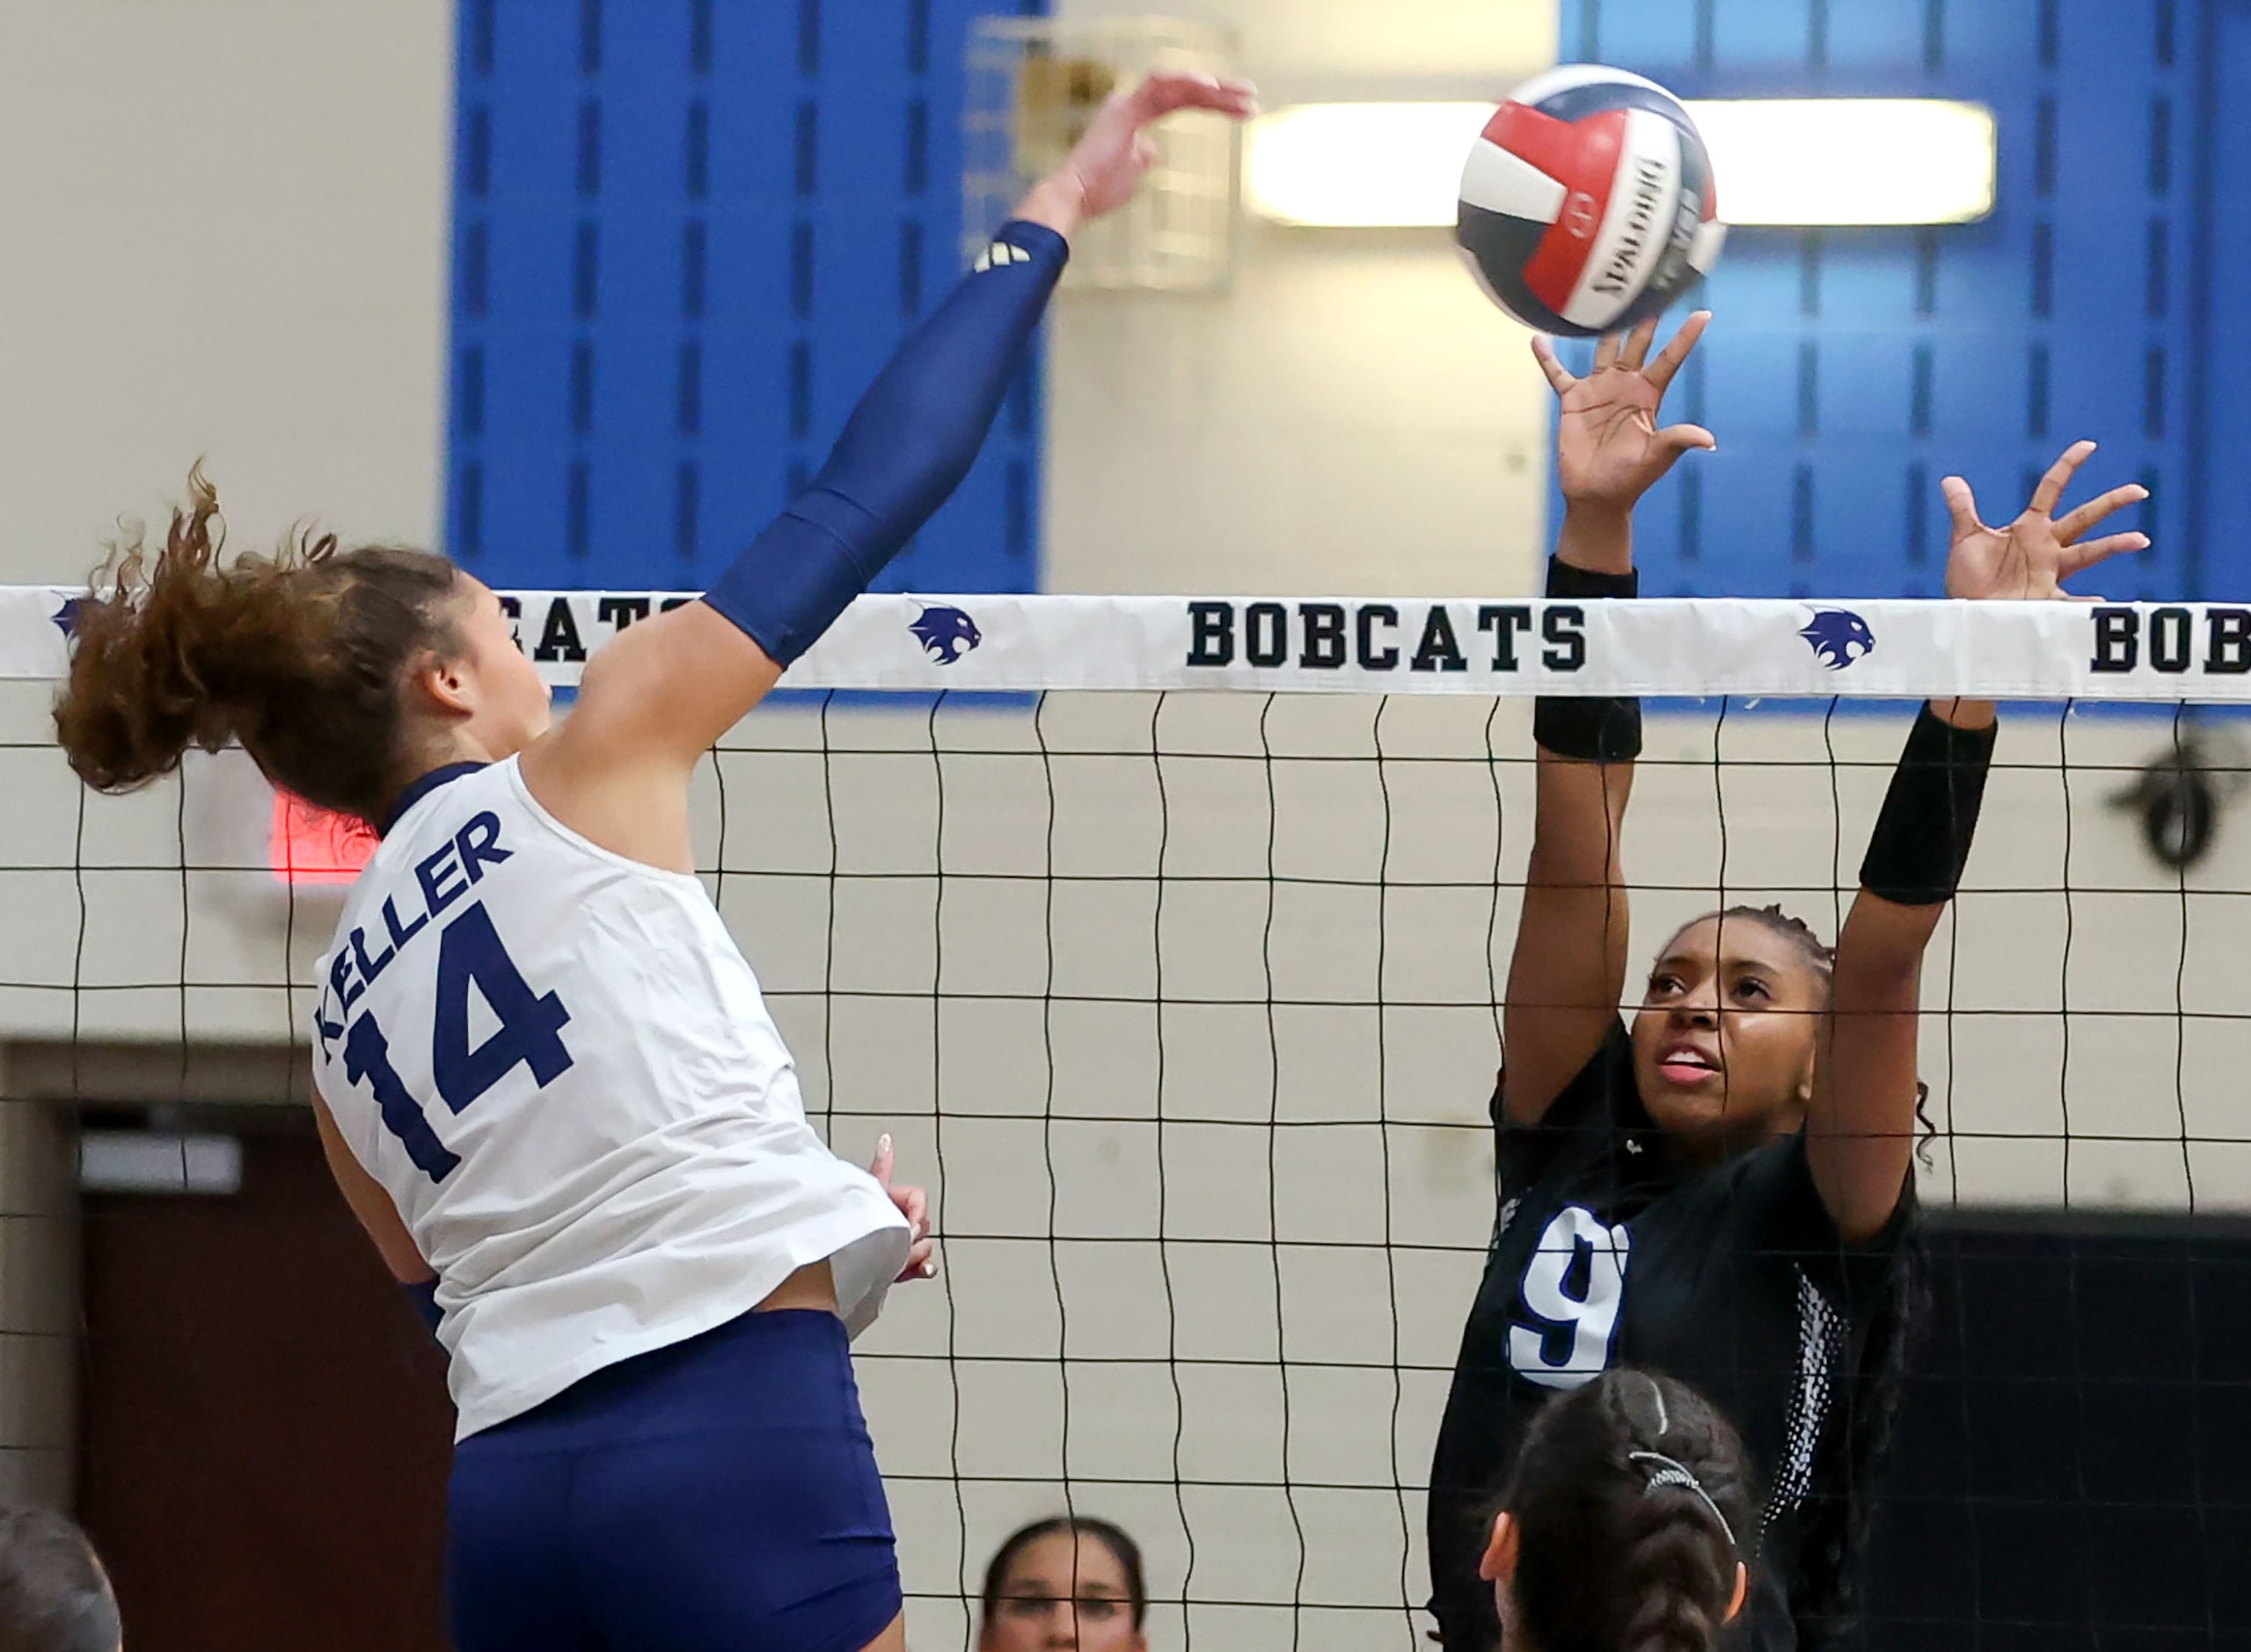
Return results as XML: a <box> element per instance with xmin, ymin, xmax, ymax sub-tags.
<box><xmin>271</xmin><ymin>791</ymin><xmax>376</xmax><ymax>885</ymax></box>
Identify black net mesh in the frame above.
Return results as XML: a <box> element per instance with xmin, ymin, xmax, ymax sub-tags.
<box><xmin>16</xmin><ymin>678</ymin><xmax>2251</xmax><ymax>1648</ymax></box>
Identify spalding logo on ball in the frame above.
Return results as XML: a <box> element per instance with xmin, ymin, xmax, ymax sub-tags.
<box><xmin>1457</xmin><ymin>66</ymin><xmax>1726</xmax><ymax>337</ymax></box>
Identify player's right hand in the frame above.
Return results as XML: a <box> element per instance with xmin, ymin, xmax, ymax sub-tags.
<box><xmin>868</xmin><ymin>1134</ymin><xmax>938</xmax><ymax>1283</ymax></box>
<box><xmin>1536</xmin><ymin>311</ymin><xmax>1715</xmax><ymax>515</ymax></box>
<box><xmin>1015</xmin><ymin>69</ymin><xmax>1259</xmax><ymax>237</ymax></box>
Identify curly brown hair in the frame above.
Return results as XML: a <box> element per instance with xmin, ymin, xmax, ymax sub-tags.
<box><xmin>55</xmin><ymin>466</ymin><xmax>464</xmax><ymax>829</ymax></box>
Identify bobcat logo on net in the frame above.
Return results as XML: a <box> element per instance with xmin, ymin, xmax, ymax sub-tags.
<box><xmin>909</xmin><ymin>603</ymin><xmax>983</xmax><ymax>665</ymax></box>
<box><xmin>1799</xmin><ymin>609</ymin><xmax>1875</xmax><ymax>670</ymax></box>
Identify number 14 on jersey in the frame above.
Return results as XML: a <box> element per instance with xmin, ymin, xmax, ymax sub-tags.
<box><xmin>326</xmin><ymin>902</ymin><xmax>574</xmax><ymax>1182</ymax></box>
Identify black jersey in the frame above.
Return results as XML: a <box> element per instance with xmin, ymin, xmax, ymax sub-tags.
<box><xmin>1426</xmin><ymin>1022</ymin><xmax>1911</xmax><ymax>1650</ymax></box>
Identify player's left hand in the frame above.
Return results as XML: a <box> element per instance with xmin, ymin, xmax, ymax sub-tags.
<box><xmin>1941</xmin><ymin>440</ymin><xmax>2150</xmax><ymax>602</ymax></box>
<box><xmin>1016</xmin><ymin>69</ymin><xmax>1259</xmax><ymax>235</ymax></box>
<box><xmin>869</xmin><ymin>1134</ymin><xmax>937</xmax><ymax>1283</ymax></box>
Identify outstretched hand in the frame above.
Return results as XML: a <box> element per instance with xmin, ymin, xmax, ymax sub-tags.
<box><xmin>1941</xmin><ymin>441</ymin><xmax>2149</xmax><ymax>602</ymax></box>
<box><xmin>868</xmin><ymin>1134</ymin><xmax>937</xmax><ymax>1284</ymax></box>
<box><xmin>1536</xmin><ymin>312</ymin><xmax>1715</xmax><ymax>514</ymax></box>
<box><xmin>1015</xmin><ymin>69</ymin><xmax>1258</xmax><ymax>237</ymax></box>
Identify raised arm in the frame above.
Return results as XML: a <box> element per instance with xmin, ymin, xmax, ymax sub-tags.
<box><xmin>1808</xmin><ymin>441</ymin><xmax>2149</xmax><ymax>1239</ymax></box>
<box><xmin>521</xmin><ymin>71</ymin><xmax>1257</xmax><ymax>869</ymax></box>
<box><xmin>1500</xmin><ymin>314</ymin><xmax>1714</xmax><ymax>1125</ymax></box>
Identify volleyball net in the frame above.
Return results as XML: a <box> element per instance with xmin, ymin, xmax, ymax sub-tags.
<box><xmin>4</xmin><ymin>588</ymin><xmax>2247</xmax><ymax>1648</ymax></box>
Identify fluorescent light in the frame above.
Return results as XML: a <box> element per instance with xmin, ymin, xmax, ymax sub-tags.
<box><xmin>1245</xmin><ymin>98</ymin><xmax>1995</xmax><ymax>229</ymax></box>
<box><xmin>1692</xmin><ymin>99</ymin><xmax>1993</xmax><ymax>224</ymax></box>
<box><xmin>1247</xmin><ymin>103</ymin><xmax>1488</xmax><ymax>228</ymax></box>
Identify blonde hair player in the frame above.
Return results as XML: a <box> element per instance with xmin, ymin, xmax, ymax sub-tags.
<box><xmin>55</xmin><ymin>71</ymin><xmax>1254</xmax><ymax>1652</ymax></box>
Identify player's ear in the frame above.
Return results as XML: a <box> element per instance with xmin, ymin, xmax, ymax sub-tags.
<box><xmin>408</xmin><ymin>647</ymin><xmax>476</xmax><ymax>719</ymax></box>
<box><xmin>1725</xmin><ymin>1560</ymin><xmax>1749</xmax><ymax>1622</ymax></box>
<box><xmin>1478</xmin><ymin>1510</ymin><xmax>1520</xmax><ymax>1584</ymax></box>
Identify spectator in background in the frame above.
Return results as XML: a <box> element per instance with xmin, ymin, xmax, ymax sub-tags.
<box><xmin>0</xmin><ymin>1505</ymin><xmax>122</xmax><ymax>1652</ymax></box>
<box><xmin>979</xmin><ymin>1516</ymin><xmax>1147</xmax><ymax>1652</ymax></box>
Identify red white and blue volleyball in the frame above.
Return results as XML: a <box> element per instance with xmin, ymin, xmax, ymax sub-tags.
<box><xmin>1457</xmin><ymin>66</ymin><xmax>1727</xmax><ymax>337</ymax></box>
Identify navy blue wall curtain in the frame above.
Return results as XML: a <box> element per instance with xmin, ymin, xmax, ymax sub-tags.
<box><xmin>446</xmin><ymin>0</ymin><xmax>1048</xmax><ymax>595</ymax></box>
<box><xmin>1560</xmin><ymin>0</ymin><xmax>2234</xmax><ymax>602</ymax></box>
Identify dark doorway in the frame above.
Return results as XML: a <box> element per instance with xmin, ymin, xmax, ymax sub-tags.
<box><xmin>77</xmin><ymin>1114</ymin><xmax>453</xmax><ymax>1652</ymax></box>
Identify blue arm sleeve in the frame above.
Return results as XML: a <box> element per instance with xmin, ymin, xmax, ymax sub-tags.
<box><xmin>702</xmin><ymin>221</ymin><xmax>1069</xmax><ymax>664</ymax></box>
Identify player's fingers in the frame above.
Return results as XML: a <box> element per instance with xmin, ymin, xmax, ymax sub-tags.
<box><xmin>1618</xmin><ymin>317</ymin><xmax>1659</xmax><ymax>372</ymax></box>
<box><xmin>1593</xmin><ymin>331</ymin><xmax>1622</xmax><ymax>373</ymax></box>
<box><xmin>1196</xmin><ymin>75</ymin><xmax>1261</xmax><ymax>116</ymax></box>
<box><xmin>2028</xmin><ymin>439</ymin><xmax>2098</xmax><ymax>517</ymax></box>
<box><xmin>1127</xmin><ymin>69</ymin><xmax>1260</xmax><ymax>122</ymax></box>
<box><xmin>2061</xmin><ymin>531</ymin><xmax>2148</xmax><ymax>574</ymax></box>
<box><xmin>1656</xmin><ymin>422</ymin><xmax>1717</xmax><ymax>455</ymax></box>
<box><xmin>1643</xmin><ymin>311</ymin><xmax>1711</xmax><ymax>393</ymax></box>
<box><xmin>1940</xmin><ymin>476</ymin><xmax>1983</xmax><ymax>538</ymax></box>
<box><xmin>2052</xmin><ymin>482</ymin><xmax>2149</xmax><ymax>545</ymax></box>
<box><xmin>898</xmin><ymin>1237</ymin><xmax>938</xmax><ymax>1283</ymax></box>
<box><xmin>900</xmin><ymin>1184</ymin><xmax>930</xmax><ymax>1237</ymax></box>
<box><xmin>1124</xmin><ymin>69</ymin><xmax>1205</xmax><ymax>116</ymax></box>
<box><xmin>1530</xmin><ymin>336</ymin><xmax>1576</xmax><ymax>394</ymax></box>
<box><xmin>868</xmin><ymin>1131</ymin><xmax>895</xmax><ymax>1188</ymax></box>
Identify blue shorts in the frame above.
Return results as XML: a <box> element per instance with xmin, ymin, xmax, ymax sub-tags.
<box><xmin>447</xmin><ymin>1308</ymin><xmax>901</xmax><ymax>1652</ymax></box>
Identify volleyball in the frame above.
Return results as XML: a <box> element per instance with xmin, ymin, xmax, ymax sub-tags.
<box><xmin>1456</xmin><ymin>65</ymin><xmax>1726</xmax><ymax>337</ymax></box>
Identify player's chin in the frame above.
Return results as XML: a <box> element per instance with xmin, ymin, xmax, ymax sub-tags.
<box><xmin>1639</xmin><ymin>1070</ymin><xmax>1744</xmax><ymax>1132</ymax></box>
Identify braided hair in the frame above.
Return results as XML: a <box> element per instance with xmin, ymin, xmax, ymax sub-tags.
<box><xmin>1685</xmin><ymin>903</ymin><xmax>1931</xmax><ymax>1648</ymax></box>
<box><xmin>1502</xmin><ymin>1369</ymin><xmax>1757</xmax><ymax>1652</ymax></box>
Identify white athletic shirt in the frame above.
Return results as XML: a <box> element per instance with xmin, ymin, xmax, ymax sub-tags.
<box><xmin>311</xmin><ymin>758</ymin><xmax>909</xmax><ymax>1440</ymax></box>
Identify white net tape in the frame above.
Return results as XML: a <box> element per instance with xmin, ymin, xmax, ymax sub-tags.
<box><xmin>7</xmin><ymin>587</ymin><xmax>2251</xmax><ymax>699</ymax></box>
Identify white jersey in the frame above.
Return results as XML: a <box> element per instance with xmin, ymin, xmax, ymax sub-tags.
<box><xmin>311</xmin><ymin>758</ymin><xmax>907</xmax><ymax>1439</ymax></box>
